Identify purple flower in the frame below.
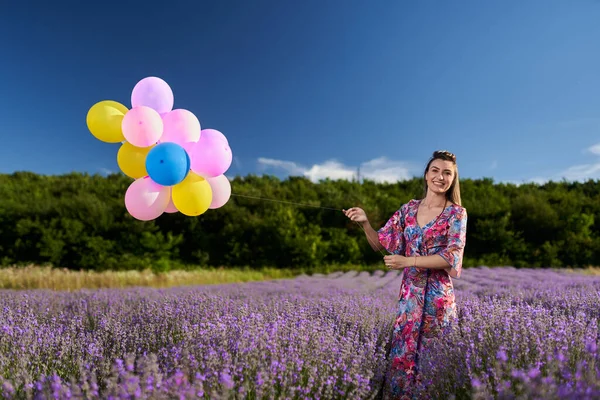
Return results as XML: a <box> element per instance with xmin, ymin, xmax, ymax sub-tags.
<box><xmin>219</xmin><ymin>372</ymin><xmax>234</xmax><ymax>389</ymax></box>
<box><xmin>2</xmin><ymin>267</ymin><xmax>600</xmax><ymax>399</ymax></box>
<box><xmin>496</xmin><ymin>349</ymin><xmax>508</xmax><ymax>362</ymax></box>
<box><xmin>2</xmin><ymin>381</ymin><xmax>15</xmax><ymax>397</ymax></box>
<box><xmin>586</xmin><ymin>341</ymin><xmax>597</xmax><ymax>353</ymax></box>
<box><xmin>527</xmin><ymin>367</ymin><xmax>541</xmax><ymax>380</ymax></box>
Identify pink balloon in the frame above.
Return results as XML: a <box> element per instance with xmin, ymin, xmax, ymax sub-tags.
<box><xmin>161</xmin><ymin>109</ymin><xmax>201</xmax><ymax>145</ymax></box>
<box><xmin>131</xmin><ymin>77</ymin><xmax>174</xmax><ymax>115</ymax></box>
<box><xmin>190</xmin><ymin>135</ymin><xmax>233</xmax><ymax>178</ymax></box>
<box><xmin>181</xmin><ymin>141</ymin><xmax>196</xmax><ymax>156</ymax></box>
<box><xmin>201</xmin><ymin>129</ymin><xmax>228</xmax><ymax>145</ymax></box>
<box><xmin>206</xmin><ymin>175</ymin><xmax>231</xmax><ymax>209</ymax></box>
<box><xmin>124</xmin><ymin>177</ymin><xmax>170</xmax><ymax>221</ymax></box>
<box><xmin>122</xmin><ymin>106</ymin><xmax>164</xmax><ymax>147</ymax></box>
<box><xmin>164</xmin><ymin>195</ymin><xmax>179</xmax><ymax>213</ymax></box>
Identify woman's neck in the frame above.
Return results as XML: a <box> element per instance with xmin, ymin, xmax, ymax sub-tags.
<box><xmin>422</xmin><ymin>193</ymin><xmax>447</xmax><ymax>209</ymax></box>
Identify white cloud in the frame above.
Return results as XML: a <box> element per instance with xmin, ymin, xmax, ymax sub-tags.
<box><xmin>515</xmin><ymin>165</ymin><xmax>600</xmax><ymax>186</ymax></box>
<box><xmin>504</xmin><ymin>143</ymin><xmax>600</xmax><ymax>184</ymax></box>
<box><xmin>548</xmin><ymin>143</ymin><xmax>600</xmax><ymax>182</ymax></box>
<box><xmin>233</xmin><ymin>156</ymin><xmax>243</xmax><ymax>169</ymax></box>
<box><xmin>557</xmin><ymin>163</ymin><xmax>600</xmax><ymax>181</ymax></box>
<box><xmin>586</xmin><ymin>143</ymin><xmax>600</xmax><ymax>156</ymax></box>
<box><xmin>257</xmin><ymin>158</ymin><xmax>306</xmax><ymax>176</ymax></box>
<box><xmin>490</xmin><ymin>160</ymin><xmax>498</xmax><ymax>170</ymax></box>
<box><xmin>502</xmin><ymin>170</ymin><xmax>600</xmax><ymax>186</ymax></box>
<box><xmin>530</xmin><ymin>177</ymin><xmax>551</xmax><ymax>185</ymax></box>
<box><xmin>359</xmin><ymin>157</ymin><xmax>414</xmax><ymax>182</ymax></box>
<box><xmin>498</xmin><ymin>177</ymin><xmax>551</xmax><ymax>186</ymax></box>
<box><xmin>303</xmin><ymin>160</ymin><xmax>356</xmax><ymax>182</ymax></box>
<box><xmin>257</xmin><ymin>156</ymin><xmax>415</xmax><ymax>183</ymax></box>
<box><xmin>98</xmin><ymin>167</ymin><xmax>115</xmax><ymax>176</ymax></box>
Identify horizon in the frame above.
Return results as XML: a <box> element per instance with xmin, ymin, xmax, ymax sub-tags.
<box><xmin>4</xmin><ymin>167</ymin><xmax>596</xmax><ymax>187</ymax></box>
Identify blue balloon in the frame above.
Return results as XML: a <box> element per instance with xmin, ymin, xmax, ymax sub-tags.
<box><xmin>145</xmin><ymin>142</ymin><xmax>190</xmax><ymax>186</ymax></box>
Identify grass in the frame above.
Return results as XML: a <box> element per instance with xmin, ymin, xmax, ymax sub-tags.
<box><xmin>1</xmin><ymin>264</ymin><xmax>595</xmax><ymax>291</ymax></box>
<box><xmin>0</xmin><ymin>265</ymin><xmax>301</xmax><ymax>291</ymax></box>
<box><xmin>561</xmin><ymin>266</ymin><xmax>600</xmax><ymax>275</ymax></box>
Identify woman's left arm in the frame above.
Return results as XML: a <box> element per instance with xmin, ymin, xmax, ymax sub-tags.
<box><xmin>426</xmin><ymin>207</ymin><xmax>468</xmax><ymax>278</ymax></box>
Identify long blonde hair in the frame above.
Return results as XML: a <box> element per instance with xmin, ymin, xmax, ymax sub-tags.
<box><xmin>422</xmin><ymin>150</ymin><xmax>462</xmax><ymax>206</ymax></box>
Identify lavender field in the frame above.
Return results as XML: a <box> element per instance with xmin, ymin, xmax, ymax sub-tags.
<box><xmin>1</xmin><ymin>267</ymin><xmax>599</xmax><ymax>399</ymax></box>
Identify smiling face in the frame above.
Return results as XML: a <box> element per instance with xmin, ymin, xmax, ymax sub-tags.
<box><xmin>425</xmin><ymin>158</ymin><xmax>456</xmax><ymax>195</ymax></box>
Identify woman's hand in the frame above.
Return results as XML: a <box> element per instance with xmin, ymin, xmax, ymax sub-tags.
<box><xmin>343</xmin><ymin>207</ymin><xmax>369</xmax><ymax>225</ymax></box>
<box><xmin>383</xmin><ymin>255</ymin><xmax>411</xmax><ymax>270</ymax></box>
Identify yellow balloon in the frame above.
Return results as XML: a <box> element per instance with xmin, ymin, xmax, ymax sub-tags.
<box><xmin>117</xmin><ymin>142</ymin><xmax>154</xmax><ymax>179</ymax></box>
<box><xmin>172</xmin><ymin>172</ymin><xmax>213</xmax><ymax>216</ymax></box>
<box><xmin>86</xmin><ymin>100</ymin><xmax>129</xmax><ymax>143</ymax></box>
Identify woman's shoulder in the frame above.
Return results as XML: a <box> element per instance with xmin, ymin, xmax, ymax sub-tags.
<box><xmin>405</xmin><ymin>198</ymin><xmax>421</xmax><ymax>207</ymax></box>
<box><xmin>447</xmin><ymin>202</ymin><xmax>467</xmax><ymax>218</ymax></box>
<box><xmin>399</xmin><ymin>199</ymin><xmax>420</xmax><ymax>212</ymax></box>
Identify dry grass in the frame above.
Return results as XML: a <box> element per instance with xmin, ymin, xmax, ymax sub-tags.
<box><xmin>0</xmin><ymin>265</ymin><xmax>298</xmax><ymax>291</ymax></box>
<box><xmin>3</xmin><ymin>265</ymin><xmax>596</xmax><ymax>291</ymax></box>
<box><xmin>560</xmin><ymin>266</ymin><xmax>600</xmax><ymax>276</ymax></box>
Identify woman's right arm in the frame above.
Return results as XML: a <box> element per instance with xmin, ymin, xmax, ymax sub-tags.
<box><xmin>360</xmin><ymin>221</ymin><xmax>386</xmax><ymax>252</ymax></box>
<box><xmin>343</xmin><ymin>207</ymin><xmax>386</xmax><ymax>252</ymax></box>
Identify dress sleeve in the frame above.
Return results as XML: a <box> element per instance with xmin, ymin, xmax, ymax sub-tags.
<box><xmin>438</xmin><ymin>207</ymin><xmax>468</xmax><ymax>279</ymax></box>
<box><xmin>377</xmin><ymin>204</ymin><xmax>406</xmax><ymax>255</ymax></box>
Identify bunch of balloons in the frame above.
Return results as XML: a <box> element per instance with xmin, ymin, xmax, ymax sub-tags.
<box><xmin>86</xmin><ymin>77</ymin><xmax>232</xmax><ymax>221</ymax></box>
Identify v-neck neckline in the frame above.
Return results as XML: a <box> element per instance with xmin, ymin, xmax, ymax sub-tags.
<box><xmin>415</xmin><ymin>199</ymin><xmax>449</xmax><ymax>230</ymax></box>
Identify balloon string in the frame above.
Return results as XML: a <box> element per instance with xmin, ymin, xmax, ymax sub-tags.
<box><xmin>229</xmin><ymin>193</ymin><xmax>388</xmax><ymax>256</ymax></box>
<box><xmin>353</xmin><ymin>219</ymin><xmax>389</xmax><ymax>257</ymax></box>
<box><xmin>230</xmin><ymin>193</ymin><xmax>341</xmax><ymax>211</ymax></box>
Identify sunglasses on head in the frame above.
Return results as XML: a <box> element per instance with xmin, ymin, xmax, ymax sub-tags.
<box><xmin>433</xmin><ymin>150</ymin><xmax>456</xmax><ymax>162</ymax></box>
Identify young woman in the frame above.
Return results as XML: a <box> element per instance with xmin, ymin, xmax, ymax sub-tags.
<box><xmin>344</xmin><ymin>150</ymin><xmax>468</xmax><ymax>399</ymax></box>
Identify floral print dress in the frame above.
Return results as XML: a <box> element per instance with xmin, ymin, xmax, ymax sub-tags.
<box><xmin>378</xmin><ymin>199</ymin><xmax>468</xmax><ymax>400</ymax></box>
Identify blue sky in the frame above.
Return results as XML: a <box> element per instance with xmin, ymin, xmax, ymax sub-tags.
<box><xmin>2</xmin><ymin>0</ymin><xmax>600</xmax><ymax>184</ymax></box>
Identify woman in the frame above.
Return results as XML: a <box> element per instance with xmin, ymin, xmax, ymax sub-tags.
<box><xmin>344</xmin><ymin>150</ymin><xmax>467</xmax><ymax>399</ymax></box>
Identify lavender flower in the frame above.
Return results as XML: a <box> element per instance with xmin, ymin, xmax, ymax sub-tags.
<box><xmin>0</xmin><ymin>267</ymin><xmax>599</xmax><ymax>398</ymax></box>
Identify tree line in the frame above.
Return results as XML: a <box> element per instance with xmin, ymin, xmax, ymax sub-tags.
<box><xmin>0</xmin><ymin>171</ymin><xmax>598</xmax><ymax>271</ymax></box>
